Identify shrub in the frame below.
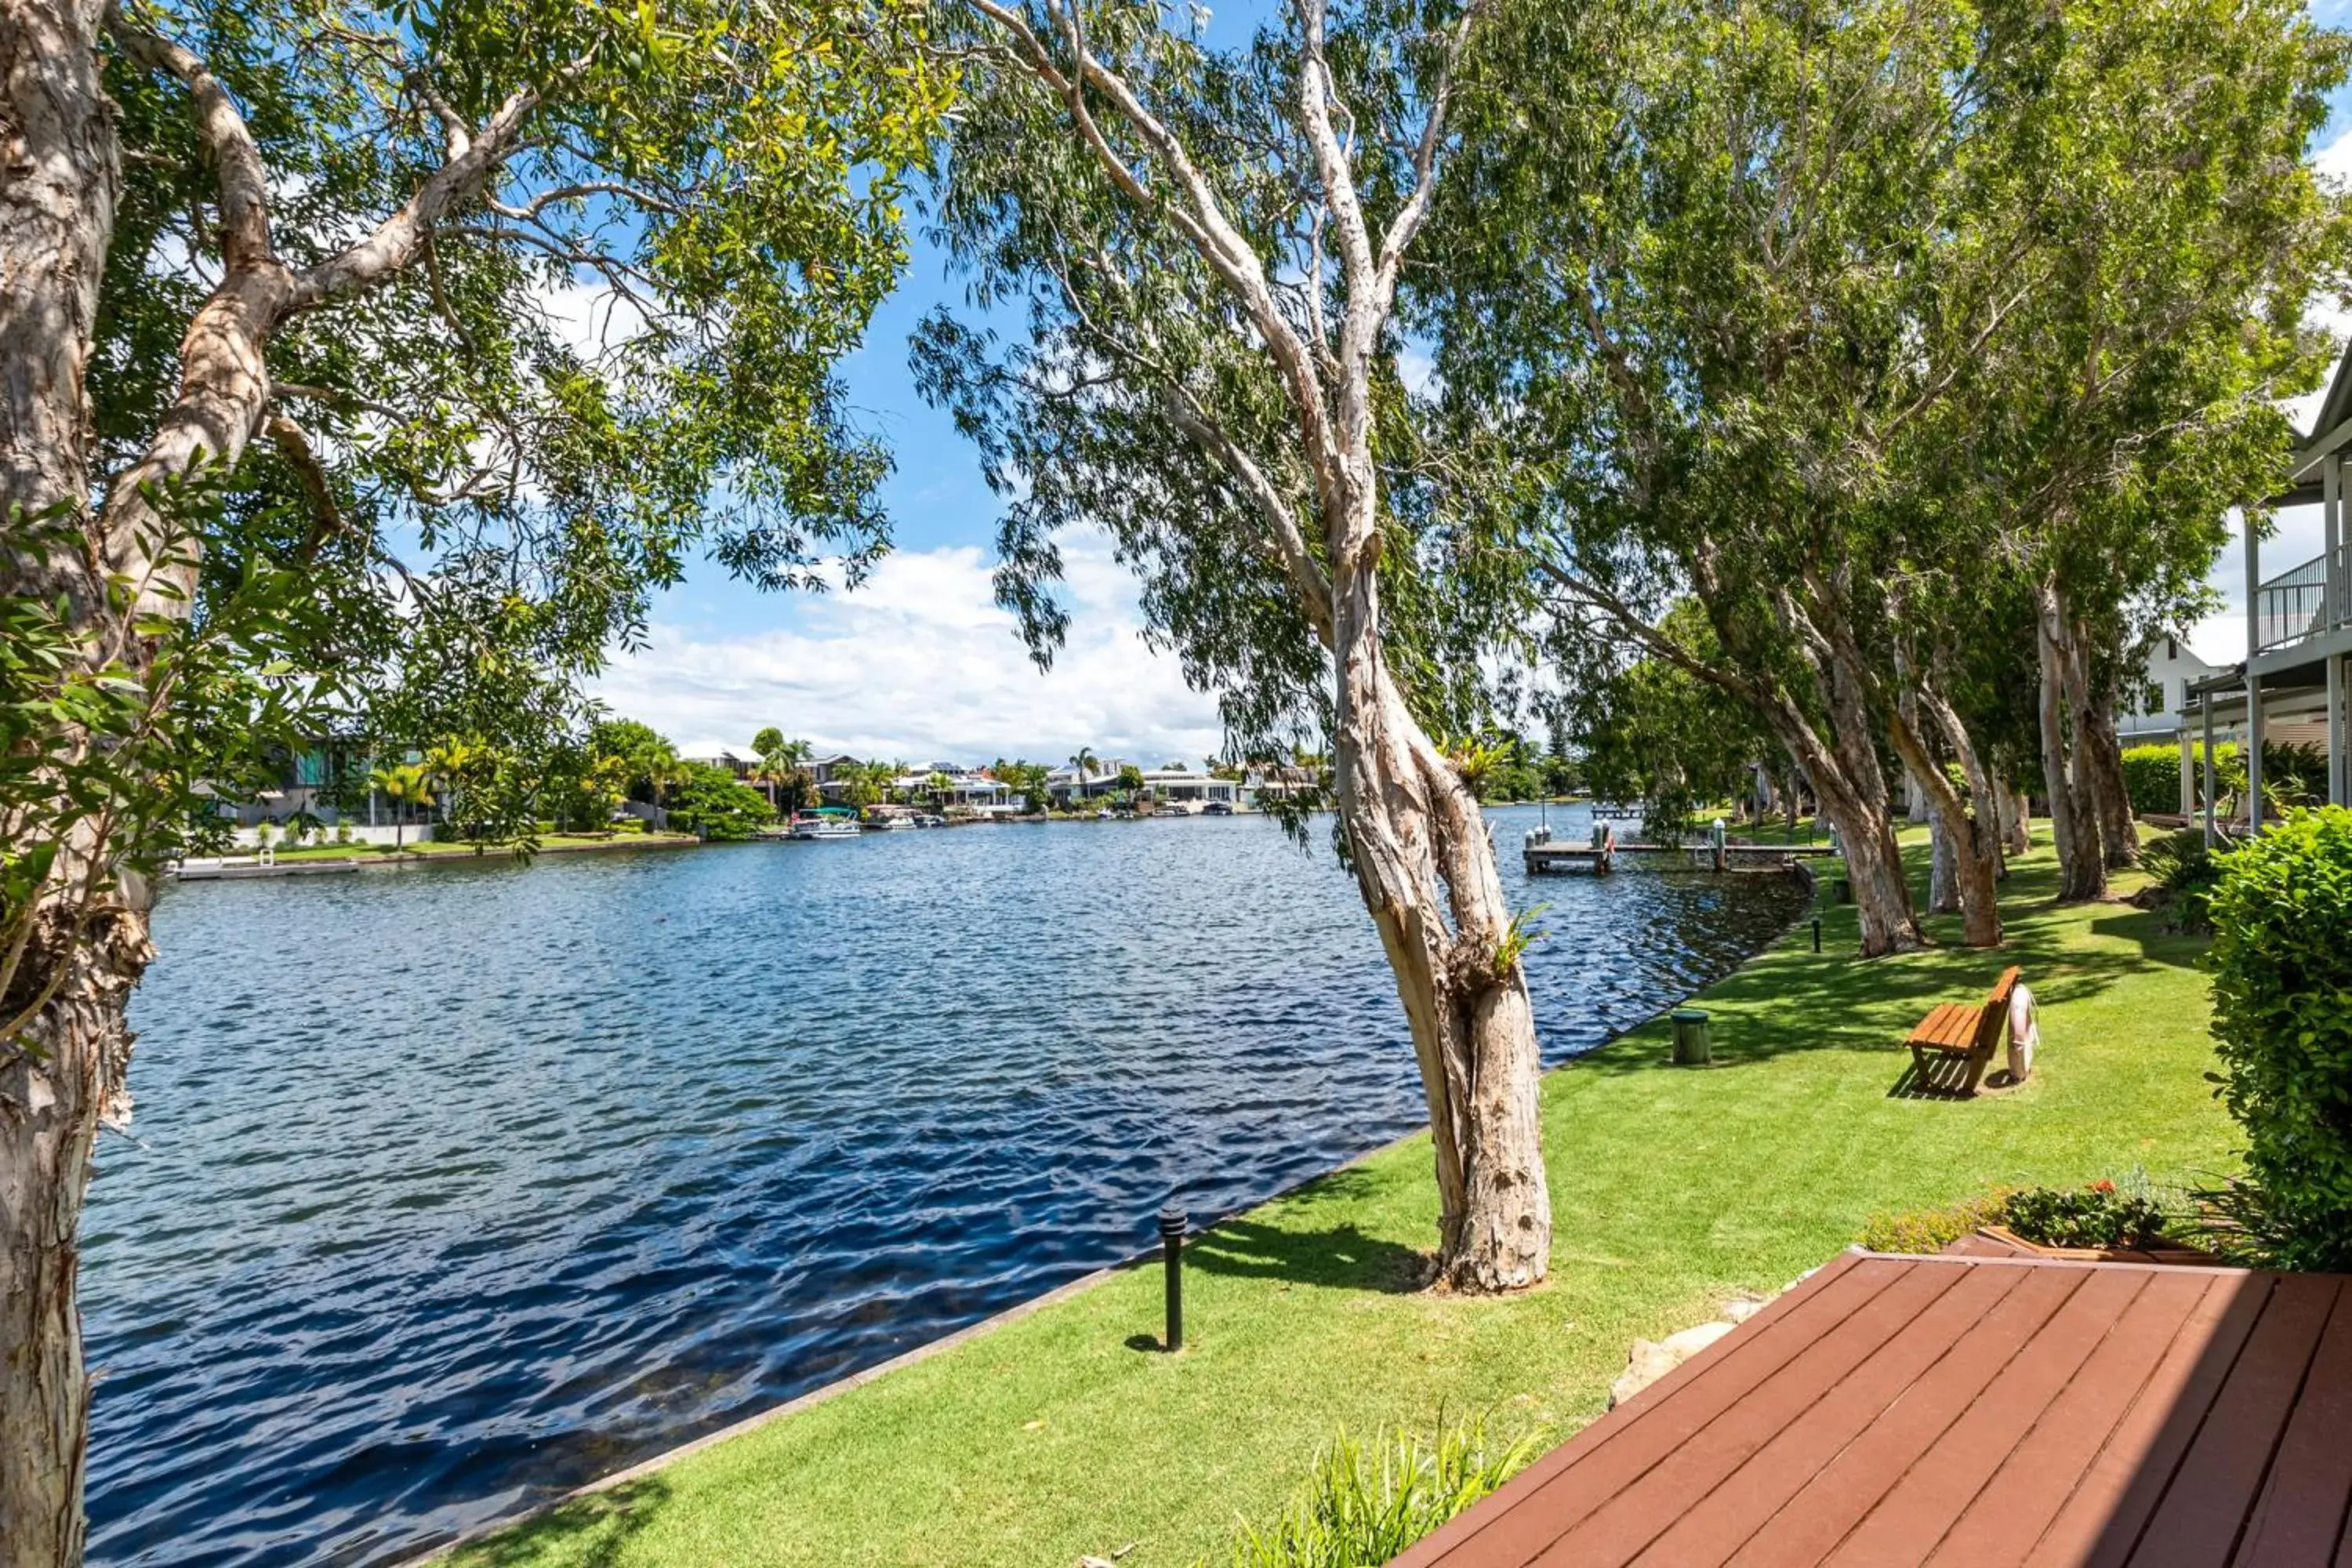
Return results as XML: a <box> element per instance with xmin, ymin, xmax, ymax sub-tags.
<box><xmin>1857</xmin><ymin>1192</ymin><xmax>2009</xmax><ymax>1254</ymax></box>
<box><xmin>2208</xmin><ymin>808</ymin><xmax>2352</xmax><ymax>1271</ymax></box>
<box><xmin>664</xmin><ymin>763</ymin><xmax>776</xmax><ymax>840</ymax></box>
<box><xmin>2121</xmin><ymin>743</ymin><xmax>2192</xmax><ymax>818</ymax></box>
<box><xmin>2138</xmin><ymin>830</ymin><xmax>2223</xmax><ymax>934</ymax></box>
<box><xmin>2000</xmin><ymin>1180</ymin><xmax>2170</xmax><ymax>1249</ymax></box>
<box><xmin>1207</xmin><ymin>1417</ymin><xmax>1541</xmax><ymax>1568</ymax></box>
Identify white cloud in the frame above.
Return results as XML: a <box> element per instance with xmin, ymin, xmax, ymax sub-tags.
<box><xmin>586</xmin><ymin>535</ymin><xmax>1226</xmax><ymax>764</ymax></box>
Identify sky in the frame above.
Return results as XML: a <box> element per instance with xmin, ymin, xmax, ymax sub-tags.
<box><xmin>587</xmin><ymin>3</ymin><xmax>2352</xmax><ymax>760</ymax></box>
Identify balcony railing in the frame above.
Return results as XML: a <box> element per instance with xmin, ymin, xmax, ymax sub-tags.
<box><xmin>2255</xmin><ymin>544</ymin><xmax>2350</xmax><ymax>654</ymax></box>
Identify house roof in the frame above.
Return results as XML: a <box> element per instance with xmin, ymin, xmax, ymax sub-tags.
<box><xmin>2281</xmin><ymin>336</ymin><xmax>2352</xmax><ymax>503</ymax></box>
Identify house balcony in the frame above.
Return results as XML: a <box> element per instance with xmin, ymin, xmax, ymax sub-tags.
<box><xmin>2254</xmin><ymin>543</ymin><xmax>2351</xmax><ymax>656</ymax></box>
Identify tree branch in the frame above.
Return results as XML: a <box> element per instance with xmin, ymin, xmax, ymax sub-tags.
<box><xmin>106</xmin><ymin>5</ymin><xmax>276</xmax><ymax>272</ymax></box>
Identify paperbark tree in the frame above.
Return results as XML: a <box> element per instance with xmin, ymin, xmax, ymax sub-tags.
<box><xmin>927</xmin><ymin>0</ymin><xmax>1550</xmax><ymax>1290</ymax></box>
<box><xmin>0</xmin><ymin>3</ymin><xmax>942</xmax><ymax>1559</ymax></box>
<box><xmin>1431</xmin><ymin>0</ymin><xmax>2024</xmax><ymax>956</ymax></box>
<box><xmin>1931</xmin><ymin>0</ymin><xmax>2350</xmax><ymax>895</ymax></box>
<box><xmin>1436</xmin><ymin>0</ymin><xmax>2345</xmax><ymax>942</ymax></box>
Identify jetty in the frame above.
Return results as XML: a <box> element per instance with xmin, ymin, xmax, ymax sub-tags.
<box><xmin>1523</xmin><ymin>835</ymin><xmax>1836</xmax><ymax>876</ymax></box>
<box><xmin>173</xmin><ymin>857</ymin><xmax>364</xmax><ymax>881</ymax></box>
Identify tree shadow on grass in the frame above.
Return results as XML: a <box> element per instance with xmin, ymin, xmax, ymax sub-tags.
<box><xmin>2087</xmin><ymin>907</ymin><xmax>2211</xmax><ymax>971</ymax></box>
<box><xmin>448</xmin><ymin>1475</ymin><xmax>671</xmax><ymax>1568</ymax></box>
<box><xmin>1182</xmin><ymin>1217</ymin><xmax>1433</xmax><ymax>1294</ymax></box>
<box><xmin>1564</xmin><ymin>851</ymin><xmax>2174</xmax><ymax>1078</ymax></box>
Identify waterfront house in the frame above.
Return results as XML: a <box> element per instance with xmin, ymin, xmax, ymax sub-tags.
<box><xmin>809</xmin><ymin>753</ymin><xmax>864</xmax><ymax>804</ymax></box>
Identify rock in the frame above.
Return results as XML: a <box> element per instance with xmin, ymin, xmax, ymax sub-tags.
<box><xmin>1722</xmin><ymin>1290</ymin><xmax>1774</xmax><ymax>1324</ymax></box>
<box><xmin>1609</xmin><ymin>1339</ymin><xmax>1682</xmax><ymax>1409</ymax></box>
<box><xmin>1609</xmin><ymin>1318</ymin><xmax>1746</xmax><ymax>1408</ymax></box>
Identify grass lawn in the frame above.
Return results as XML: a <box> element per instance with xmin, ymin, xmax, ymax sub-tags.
<box><xmin>253</xmin><ymin>832</ymin><xmax>700</xmax><ymax>862</ymax></box>
<box><xmin>446</xmin><ymin>829</ymin><xmax>2232</xmax><ymax>1568</ymax></box>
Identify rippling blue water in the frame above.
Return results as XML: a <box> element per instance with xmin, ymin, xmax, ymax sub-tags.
<box><xmin>83</xmin><ymin>804</ymin><xmax>1805</xmax><ymax>1566</ymax></box>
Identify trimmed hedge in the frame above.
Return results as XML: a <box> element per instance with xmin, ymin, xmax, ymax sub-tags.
<box><xmin>2209</xmin><ymin>808</ymin><xmax>2352</xmax><ymax>1271</ymax></box>
<box><xmin>2122</xmin><ymin>744</ymin><xmax>2189</xmax><ymax>816</ymax></box>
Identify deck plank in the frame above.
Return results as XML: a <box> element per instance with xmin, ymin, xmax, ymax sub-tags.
<box><xmin>2229</xmin><ymin>1279</ymin><xmax>2352</xmax><ymax>1566</ymax></box>
<box><xmin>1821</xmin><ymin>1267</ymin><xmax>2156</xmax><ymax>1567</ymax></box>
<box><xmin>1395</xmin><ymin>1259</ymin><xmax>2352</xmax><ymax>1568</ymax></box>
<box><xmin>1522</xmin><ymin>1262</ymin><xmax>1975</xmax><ymax>1566</ymax></box>
<box><xmin>1661</xmin><ymin>1263</ymin><xmax>2072</xmax><ymax>1567</ymax></box>
<box><xmin>1926</xmin><ymin>1269</ymin><xmax>2212</xmax><ymax>1566</ymax></box>
<box><xmin>1425</xmin><ymin>1258</ymin><xmax>1933</xmax><ymax>1568</ymax></box>
<box><xmin>2123</xmin><ymin>1272</ymin><xmax>2341</xmax><ymax>1568</ymax></box>
<box><xmin>2027</xmin><ymin>1272</ymin><xmax>2273</xmax><ymax>1568</ymax></box>
<box><xmin>1389</xmin><ymin>1251</ymin><xmax>1879</xmax><ymax>1568</ymax></box>
<box><xmin>1710</xmin><ymin>1265</ymin><xmax>2086</xmax><ymax>1568</ymax></box>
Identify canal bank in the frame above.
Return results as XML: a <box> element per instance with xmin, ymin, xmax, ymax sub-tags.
<box><xmin>433</xmin><ymin>829</ymin><xmax>2234</xmax><ymax>1568</ymax></box>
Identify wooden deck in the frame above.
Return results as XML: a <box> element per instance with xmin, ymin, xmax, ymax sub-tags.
<box><xmin>1391</xmin><ymin>1250</ymin><xmax>2352</xmax><ymax>1566</ymax></box>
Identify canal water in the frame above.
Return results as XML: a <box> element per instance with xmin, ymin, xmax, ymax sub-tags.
<box><xmin>84</xmin><ymin>804</ymin><xmax>1807</xmax><ymax>1566</ymax></box>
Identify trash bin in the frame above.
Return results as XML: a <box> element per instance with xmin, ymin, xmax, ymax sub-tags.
<box><xmin>1671</xmin><ymin>1007</ymin><xmax>1711</xmax><ymax>1065</ymax></box>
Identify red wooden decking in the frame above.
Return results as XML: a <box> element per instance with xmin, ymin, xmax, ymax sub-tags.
<box><xmin>1391</xmin><ymin>1250</ymin><xmax>2352</xmax><ymax>1567</ymax></box>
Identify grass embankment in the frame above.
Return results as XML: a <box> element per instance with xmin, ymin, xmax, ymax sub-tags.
<box><xmin>254</xmin><ymin>831</ymin><xmax>702</xmax><ymax>863</ymax></box>
<box><xmin>448</xmin><ymin>830</ymin><xmax>2230</xmax><ymax>1568</ymax></box>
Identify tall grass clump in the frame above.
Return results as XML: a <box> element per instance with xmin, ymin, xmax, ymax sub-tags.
<box><xmin>1211</xmin><ymin>1417</ymin><xmax>1543</xmax><ymax>1567</ymax></box>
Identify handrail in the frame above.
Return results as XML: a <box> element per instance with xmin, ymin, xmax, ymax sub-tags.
<box><xmin>2254</xmin><ymin>545</ymin><xmax>2348</xmax><ymax>653</ymax></box>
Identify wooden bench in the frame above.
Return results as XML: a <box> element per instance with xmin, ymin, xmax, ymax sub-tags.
<box><xmin>1904</xmin><ymin>965</ymin><xmax>2020</xmax><ymax>1096</ymax></box>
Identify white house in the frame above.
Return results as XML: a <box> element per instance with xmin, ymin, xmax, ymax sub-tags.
<box><xmin>2117</xmin><ymin>634</ymin><xmax>2221</xmax><ymax>743</ymax></box>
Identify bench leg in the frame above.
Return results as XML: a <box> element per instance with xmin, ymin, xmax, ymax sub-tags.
<box><xmin>1961</xmin><ymin>1047</ymin><xmax>1991</xmax><ymax>1097</ymax></box>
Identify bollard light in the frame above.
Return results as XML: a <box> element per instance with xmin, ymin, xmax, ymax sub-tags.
<box><xmin>1811</xmin><ymin>916</ymin><xmax>1822</xmax><ymax>953</ymax></box>
<box><xmin>1158</xmin><ymin>1202</ymin><xmax>1189</xmax><ymax>1352</ymax></box>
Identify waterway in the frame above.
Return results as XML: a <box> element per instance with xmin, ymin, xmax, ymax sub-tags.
<box><xmin>83</xmin><ymin>804</ymin><xmax>1808</xmax><ymax>1566</ymax></box>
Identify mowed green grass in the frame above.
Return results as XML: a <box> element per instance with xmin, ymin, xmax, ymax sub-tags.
<box><xmin>447</xmin><ymin>829</ymin><xmax>2232</xmax><ymax>1568</ymax></box>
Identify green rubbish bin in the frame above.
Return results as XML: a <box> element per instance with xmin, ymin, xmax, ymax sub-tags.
<box><xmin>1671</xmin><ymin>1007</ymin><xmax>1712</xmax><ymax>1065</ymax></box>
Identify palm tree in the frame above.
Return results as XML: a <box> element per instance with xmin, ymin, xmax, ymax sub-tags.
<box><xmin>1068</xmin><ymin>746</ymin><xmax>1099</xmax><ymax>806</ymax></box>
<box><xmin>751</xmin><ymin>726</ymin><xmax>788</xmax><ymax>809</ymax></box>
<box><xmin>782</xmin><ymin>737</ymin><xmax>815</xmax><ymax>812</ymax></box>
<box><xmin>368</xmin><ymin>761</ymin><xmax>436</xmax><ymax>853</ymax></box>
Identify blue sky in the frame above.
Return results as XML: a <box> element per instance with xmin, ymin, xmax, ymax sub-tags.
<box><xmin>589</xmin><ymin>3</ymin><xmax>2352</xmax><ymax>761</ymax></box>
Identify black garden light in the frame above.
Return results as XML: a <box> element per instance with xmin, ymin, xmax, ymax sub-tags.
<box><xmin>1158</xmin><ymin>1202</ymin><xmax>1188</xmax><ymax>1352</ymax></box>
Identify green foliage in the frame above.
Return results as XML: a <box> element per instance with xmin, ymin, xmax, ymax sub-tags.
<box><xmin>2207</xmin><ymin>808</ymin><xmax>2352</xmax><ymax>1271</ymax></box>
<box><xmin>2140</xmin><ymin>740</ymin><xmax>2326</xmax><ymax>819</ymax></box>
<box><xmin>2120</xmin><ymin>744</ymin><xmax>2190</xmax><ymax>818</ymax></box>
<box><xmin>1857</xmin><ymin>1191</ymin><xmax>2010</xmax><ymax>1254</ymax></box>
<box><xmin>2</xmin><ymin>506</ymin><xmax>346</xmax><ymax>1040</ymax></box>
<box><xmin>1206</xmin><ymin>1417</ymin><xmax>1543</xmax><ymax>1568</ymax></box>
<box><xmin>2138</xmin><ymin>829</ymin><xmax>2223</xmax><ymax>935</ymax></box>
<box><xmin>918</xmin><ymin>1</ymin><xmax>1537</xmax><ymax>782</ymax></box>
<box><xmin>2001</xmin><ymin>1180</ymin><xmax>2171</xmax><ymax>1250</ymax></box>
<box><xmin>664</xmin><ymin>762</ymin><xmax>774</xmax><ymax>840</ymax></box>
<box><xmin>1569</xmin><ymin>604</ymin><xmax>1766</xmax><ymax>844</ymax></box>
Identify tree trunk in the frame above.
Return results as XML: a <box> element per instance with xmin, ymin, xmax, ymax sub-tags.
<box><xmin>1892</xmin><ymin>695</ymin><xmax>2003</xmax><ymax>947</ymax></box>
<box><xmin>1760</xmin><ymin>706</ymin><xmax>1920</xmax><ymax>955</ymax></box>
<box><xmin>1928</xmin><ymin>815</ymin><xmax>1958</xmax><ymax>913</ymax></box>
<box><xmin>1</xmin><ymin>877</ymin><xmax>151</xmax><ymax>1568</ymax></box>
<box><xmin>2036</xmin><ymin>582</ymin><xmax>2107</xmax><ymax>902</ymax></box>
<box><xmin>1332</xmin><ymin>562</ymin><xmax>1549</xmax><ymax>1291</ymax></box>
<box><xmin>1997</xmin><ymin>777</ymin><xmax>2030</xmax><ymax>860</ymax></box>
<box><xmin>2</xmin><ymin>2</ymin><xmax>124</xmax><ymax>1559</ymax></box>
<box><xmin>1899</xmin><ymin>691</ymin><xmax>1931</xmax><ymax>823</ymax></box>
<box><xmin>2075</xmin><ymin>663</ymin><xmax>2138</xmax><ymax>869</ymax></box>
